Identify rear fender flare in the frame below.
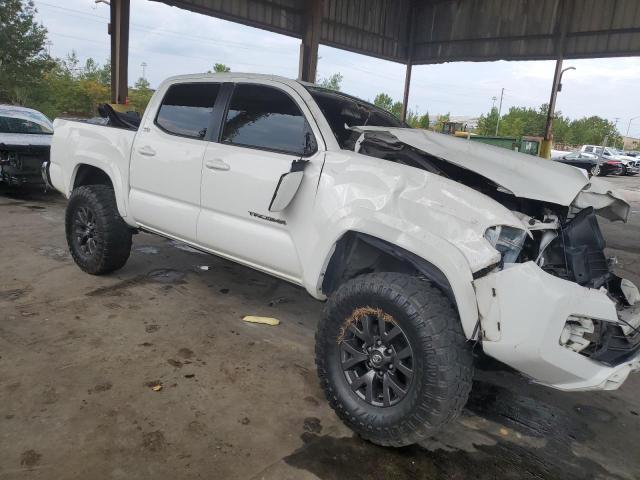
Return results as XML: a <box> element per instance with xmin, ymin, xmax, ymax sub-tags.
<box><xmin>70</xmin><ymin>162</ymin><xmax>128</xmax><ymax>219</ymax></box>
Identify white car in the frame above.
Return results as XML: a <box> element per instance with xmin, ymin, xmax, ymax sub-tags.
<box><xmin>45</xmin><ymin>73</ymin><xmax>640</xmax><ymax>447</ymax></box>
<box><xmin>0</xmin><ymin>105</ymin><xmax>53</xmax><ymax>186</ymax></box>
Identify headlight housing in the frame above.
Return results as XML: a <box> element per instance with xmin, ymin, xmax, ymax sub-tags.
<box><xmin>484</xmin><ymin>225</ymin><xmax>527</xmax><ymax>264</ymax></box>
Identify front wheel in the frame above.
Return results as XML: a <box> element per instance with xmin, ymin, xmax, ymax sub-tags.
<box><xmin>65</xmin><ymin>185</ymin><xmax>132</xmax><ymax>275</ymax></box>
<box><xmin>590</xmin><ymin>164</ymin><xmax>601</xmax><ymax>176</ymax></box>
<box><xmin>315</xmin><ymin>273</ymin><xmax>473</xmax><ymax>447</ymax></box>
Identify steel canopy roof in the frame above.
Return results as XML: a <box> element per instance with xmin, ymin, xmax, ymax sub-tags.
<box><xmin>151</xmin><ymin>0</ymin><xmax>640</xmax><ymax>64</ymax></box>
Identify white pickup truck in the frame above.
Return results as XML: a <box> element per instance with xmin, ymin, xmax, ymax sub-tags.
<box><xmin>46</xmin><ymin>73</ymin><xmax>640</xmax><ymax>447</ymax></box>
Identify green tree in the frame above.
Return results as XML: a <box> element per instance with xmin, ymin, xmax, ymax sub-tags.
<box><xmin>405</xmin><ymin>109</ymin><xmax>420</xmax><ymax>128</ymax></box>
<box><xmin>390</xmin><ymin>101</ymin><xmax>403</xmax><ymax>119</ymax></box>
<box><xmin>128</xmin><ymin>76</ymin><xmax>153</xmax><ymax>114</ymax></box>
<box><xmin>28</xmin><ymin>53</ymin><xmax>111</xmax><ymax>118</ymax></box>
<box><xmin>213</xmin><ymin>63</ymin><xmax>230</xmax><ymax>73</ymax></box>
<box><xmin>499</xmin><ymin>106</ymin><xmax>546</xmax><ymax>138</ymax></box>
<box><xmin>418</xmin><ymin>112</ymin><xmax>430</xmax><ymax>129</ymax></box>
<box><xmin>0</xmin><ymin>0</ymin><xmax>51</xmax><ymax>103</ymax></box>
<box><xmin>318</xmin><ymin>73</ymin><xmax>343</xmax><ymax>91</ymax></box>
<box><xmin>97</xmin><ymin>58</ymin><xmax>111</xmax><ymax>85</ymax></box>
<box><xmin>567</xmin><ymin>116</ymin><xmax>621</xmax><ymax>146</ymax></box>
<box><xmin>476</xmin><ymin>107</ymin><xmax>500</xmax><ymax>135</ymax></box>
<box><xmin>373</xmin><ymin>93</ymin><xmax>393</xmax><ymax>112</ymax></box>
<box><xmin>434</xmin><ymin>113</ymin><xmax>451</xmax><ymax>133</ymax></box>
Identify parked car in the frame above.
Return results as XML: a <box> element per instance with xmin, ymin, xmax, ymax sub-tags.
<box><xmin>45</xmin><ymin>73</ymin><xmax>640</xmax><ymax>447</ymax></box>
<box><xmin>553</xmin><ymin>151</ymin><xmax>623</xmax><ymax>176</ymax></box>
<box><xmin>581</xmin><ymin>145</ymin><xmax>639</xmax><ymax>175</ymax></box>
<box><xmin>0</xmin><ymin>105</ymin><xmax>53</xmax><ymax>187</ymax></box>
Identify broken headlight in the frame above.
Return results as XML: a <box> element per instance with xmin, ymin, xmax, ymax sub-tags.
<box><xmin>559</xmin><ymin>315</ymin><xmax>595</xmax><ymax>353</ymax></box>
<box><xmin>484</xmin><ymin>226</ymin><xmax>527</xmax><ymax>264</ymax></box>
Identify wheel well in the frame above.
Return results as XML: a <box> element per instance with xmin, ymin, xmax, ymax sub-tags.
<box><xmin>321</xmin><ymin>232</ymin><xmax>455</xmax><ymax>301</ymax></box>
<box><xmin>73</xmin><ymin>164</ymin><xmax>113</xmax><ymax>190</ymax></box>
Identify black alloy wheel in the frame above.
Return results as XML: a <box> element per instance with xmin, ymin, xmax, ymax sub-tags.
<box><xmin>315</xmin><ymin>273</ymin><xmax>474</xmax><ymax>447</ymax></box>
<box><xmin>339</xmin><ymin>308</ymin><xmax>414</xmax><ymax>407</ymax></box>
<box><xmin>73</xmin><ymin>205</ymin><xmax>98</xmax><ymax>259</ymax></box>
<box><xmin>65</xmin><ymin>185</ymin><xmax>132</xmax><ymax>275</ymax></box>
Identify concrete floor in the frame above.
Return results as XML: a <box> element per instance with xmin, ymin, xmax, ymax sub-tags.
<box><xmin>1</xmin><ymin>176</ymin><xmax>639</xmax><ymax>480</ymax></box>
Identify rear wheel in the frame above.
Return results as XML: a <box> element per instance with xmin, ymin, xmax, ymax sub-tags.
<box><xmin>590</xmin><ymin>164</ymin><xmax>601</xmax><ymax>176</ymax></box>
<box><xmin>65</xmin><ymin>185</ymin><xmax>132</xmax><ymax>275</ymax></box>
<box><xmin>315</xmin><ymin>273</ymin><xmax>473</xmax><ymax>447</ymax></box>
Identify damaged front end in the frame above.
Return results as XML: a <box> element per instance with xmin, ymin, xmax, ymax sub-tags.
<box><xmin>353</xmin><ymin>126</ymin><xmax>639</xmax><ymax>391</ymax></box>
<box><xmin>0</xmin><ymin>144</ymin><xmax>51</xmax><ymax>186</ymax></box>
<box><xmin>481</xmin><ymin>206</ymin><xmax>640</xmax><ymax>384</ymax></box>
<box><xmin>0</xmin><ymin>106</ymin><xmax>54</xmax><ymax>188</ymax></box>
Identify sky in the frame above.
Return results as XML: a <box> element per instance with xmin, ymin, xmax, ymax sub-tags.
<box><xmin>33</xmin><ymin>0</ymin><xmax>640</xmax><ymax>138</ymax></box>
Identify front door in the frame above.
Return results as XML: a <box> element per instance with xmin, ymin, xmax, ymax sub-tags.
<box><xmin>197</xmin><ymin>82</ymin><xmax>319</xmax><ymax>281</ymax></box>
<box><xmin>129</xmin><ymin>82</ymin><xmax>220</xmax><ymax>241</ymax></box>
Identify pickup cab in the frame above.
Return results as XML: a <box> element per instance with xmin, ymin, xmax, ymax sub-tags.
<box><xmin>46</xmin><ymin>73</ymin><xmax>640</xmax><ymax>447</ymax></box>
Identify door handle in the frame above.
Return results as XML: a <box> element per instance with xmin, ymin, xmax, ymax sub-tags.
<box><xmin>138</xmin><ymin>146</ymin><xmax>156</xmax><ymax>157</ymax></box>
<box><xmin>205</xmin><ymin>159</ymin><xmax>230</xmax><ymax>171</ymax></box>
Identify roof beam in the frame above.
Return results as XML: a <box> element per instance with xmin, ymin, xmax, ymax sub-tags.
<box><xmin>298</xmin><ymin>0</ymin><xmax>323</xmax><ymax>82</ymax></box>
<box><xmin>109</xmin><ymin>0</ymin><xmax>130</xmax><ymax>105</ymax></box>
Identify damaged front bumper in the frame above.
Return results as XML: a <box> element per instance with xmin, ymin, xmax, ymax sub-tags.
<box><xmin>474</xmin><ymin>261</ymin><xmax>640</xmax><ymax>391</ymax></box>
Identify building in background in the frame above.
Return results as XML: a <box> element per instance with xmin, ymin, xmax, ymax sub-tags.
<box><xmin>622</xmin><ymin>136</ymin><xmax>640</xmax><ymax>151</ymax></box>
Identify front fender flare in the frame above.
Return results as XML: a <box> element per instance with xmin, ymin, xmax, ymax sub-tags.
<box><xmin>307</xmin><ymin>221</ymin><xmax>480</xmax><ymax>339</ymax></box>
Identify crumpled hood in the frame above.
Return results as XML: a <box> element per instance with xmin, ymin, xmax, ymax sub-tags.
<box><xmin>352</xmin><ymin>126</ymin><xmax>630</xmax><ymax>221</ymax></box>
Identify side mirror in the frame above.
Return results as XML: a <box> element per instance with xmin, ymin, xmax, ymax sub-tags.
<box><xmin>268</xmin><ymin>160</ymin><xmax>308</xmax><ymax>212</ymax></box>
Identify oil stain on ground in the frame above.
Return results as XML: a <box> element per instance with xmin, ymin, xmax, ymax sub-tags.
<box><xmin>85</xmin><ymin>269</ymin><xmax>186</xmax><ymax>297</ymax></box>
<box><xmin>284</xmin><ymin>379</ymin><xmax>627</xmax><ymax>480</ymax></box>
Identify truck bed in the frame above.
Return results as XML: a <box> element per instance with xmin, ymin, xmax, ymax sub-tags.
<box><xmin>49</xmin><ymin>118</ymin><xmax>136</xmax><ymax>218</ymax></box>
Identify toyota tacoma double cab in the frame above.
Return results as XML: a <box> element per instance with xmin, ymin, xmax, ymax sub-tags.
<box><xmin>45</xmin><ymin>73</ymin><xmax>640</xmax><ymax>447</ymax></box>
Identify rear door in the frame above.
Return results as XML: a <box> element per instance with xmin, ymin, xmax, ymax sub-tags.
<box><xmin>197</xmin><ymin>82</ymin><xmax>320</xmax><ymax>281</ymax></box>
<box><xmin>129</xmin><ymin>82</ymin><xmax>220</xmax><ymax>241</ymax></box>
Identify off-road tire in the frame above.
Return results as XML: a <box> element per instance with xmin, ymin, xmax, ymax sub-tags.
<box><xmin>315</xmin><ymin>272</ymin><xmax>473</xmax><ymax>447</ymax></box>
<box><xmin>65</xmin><ymin>185</ymin><xmax>132</xmax><ymax>275</ymax></box>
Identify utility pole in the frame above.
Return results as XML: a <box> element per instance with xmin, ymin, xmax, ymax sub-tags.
<box><xmin>541</xmin><ymin>62</ymin><xmax>575</xmax><ymax>158</ymax></box>
<box><xmin>540</xmin><ymin>0</ymin><xmax>573</xmax><ymax>158</ymax></box>
<box><xmin>625</xmin><ymin>116</ymin><xmax>640</xmax><ymax>149</ymax></box>
<box><xmin>613</xmin><ymin>117</ymin><xmax>620</xmax><ymax>149</ymax></box>
<box><xmin>626</xmin><ymin>116</ymin><xmax>640</xmax><ymax>136</ymax></box>
<box><xmin>495</xmin><ymin>88</ymin><xmax>504</xmax><ymax>136</ymax></box>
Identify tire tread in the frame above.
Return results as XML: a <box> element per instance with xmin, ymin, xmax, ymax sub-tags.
<box><xmin>315</xmin><ymin>272</ymin><xmax>473</xmax><ymax>447</ymax></box>
<box><xmin>65</xmin><ymin>185</ymin><xmax>131</xmax><ymax>275</ymax></box>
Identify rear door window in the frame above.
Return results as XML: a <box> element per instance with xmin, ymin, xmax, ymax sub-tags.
<box><xmin>155</xmin><ymin>83</ymin><xmax>220</xmax><ymax>139</ymax></box>
<box><xmin>221</xmin><ymin>84</ymin><xmax>315</xmax><ymax>156</ymax></box>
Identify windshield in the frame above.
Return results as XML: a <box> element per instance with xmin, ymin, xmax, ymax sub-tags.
<box><xmin>306</xmin><ymin>86</ymin><xmax>404</xmax><ymax>149</ymax></box>
<box><xmin>0</xmin><ymin>111</ymin><xmax>53</xmax><ymax>135</ymax></box>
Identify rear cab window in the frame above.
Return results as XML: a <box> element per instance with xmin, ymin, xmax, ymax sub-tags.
<box><xmin>155</xmin><ymin>83</ymin><xmax>220</xmax><ymax>139</ymax></box>
<box><xmin>221</xmin><ymin>84</ymin><xmax>316</xmax><ymax>156</ymax></box>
